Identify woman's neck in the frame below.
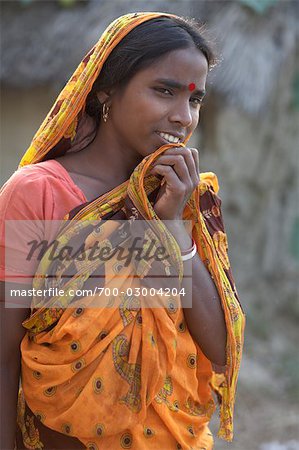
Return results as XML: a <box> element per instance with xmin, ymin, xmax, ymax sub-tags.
<box><xmin>70</xmin><ymin>124</ymin><xmax>143</xmax><ymax>186</ymax></box>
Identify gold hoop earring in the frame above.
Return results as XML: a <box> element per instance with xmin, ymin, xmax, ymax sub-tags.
<box><xmin>102</xmin><ymin>103</ymin><xmax>110</xmax><ymax>123</ymax></box>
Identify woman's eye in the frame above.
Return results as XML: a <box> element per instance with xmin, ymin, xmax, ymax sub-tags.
<box><xmin>155</xmin><ymin>88</ymin><xmax>172</xmax><ymax>95</ymax></box>
<box><xmin>190</xmin><ymin>97</ymin><xmax>203</xmax><ymax>106</ymax></box>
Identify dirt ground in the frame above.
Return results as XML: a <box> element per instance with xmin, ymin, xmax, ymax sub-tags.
<box><xmin>210</xmin><ymin>386</ymin><xmax>299</xmax><ymax>449</ymax></box>
<box><xmin>209</xmin><ymin>357</ymin><xmax>299</xmax><ymax>450</ymax></box>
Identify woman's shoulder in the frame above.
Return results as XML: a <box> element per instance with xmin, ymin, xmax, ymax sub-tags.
<box><xmin>1</xmin><ymin>160</ymin><xmax>86</xmax><ymax>199</ymax></box>
<box><xmin>2</xmin><ymin>160</ymin><xmax>72</xmax><ymax>189</ymax></box>
<box><xmin>0</xmin><ymin>160</ymin><xmax>85</xmax><ymax>220</ymax></box>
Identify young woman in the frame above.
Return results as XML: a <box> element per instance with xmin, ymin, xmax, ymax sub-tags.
<box><xmin>0</xmin><ymin>12</ymin><xmax>245</xmax><ymax>450</ymax></box>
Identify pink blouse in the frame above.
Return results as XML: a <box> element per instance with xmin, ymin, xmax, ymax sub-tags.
<box><xmin>0</xmin><ymin>160</ymin><xmax>87</xmax><ymax>286</ymax></box>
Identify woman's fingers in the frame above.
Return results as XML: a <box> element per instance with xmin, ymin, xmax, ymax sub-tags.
<box><xmin>190</xmin><ymin>148</ymin><xmax>200</xmax><ymax>179</ymax></box>
<box><xmin>153</xmin><ymin>147</ymin><xmax>200</xmax><ymax>187</ymax></box>
<box><xmin>151</xmin><ymin>155</ymin><xmax>190</xmax><ymax>183</ymax></box>
<box><xmin>150</xmin><ymin>165</ymin><xmax>185</xmax><ymax>193</ymax></box>
<box><xmin>149</xmin><ymin>147</ymin><xmax>201</xmax><ymax>220</ymax></box>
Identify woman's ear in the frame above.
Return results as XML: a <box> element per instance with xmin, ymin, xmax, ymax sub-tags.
<box><xmin>96</xmin><ymin>89</ymin><xmax>115</xmax><ymax>106</ymax></box>
<box><xmin>96</xmin><ymin>91</ymin><xmax>108</xmax><ymax>104</ymax></box>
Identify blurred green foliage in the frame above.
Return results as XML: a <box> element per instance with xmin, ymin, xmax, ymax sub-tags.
<box><xmin>292</xmin><ymin>72</ymin><xmax>299</xmax><ymax>110</ymax></box>
<box><xmin>237</xmin><ymin>0</ymin><xmax>278</xmax><ymax>14</ymax></box>
<box><xmin>244</xmin><ymin>307</ymin><xmax>272</xmax><ymax>344</ymax></box>
<box><xmin>58</xmin><ymin>0</ymin><xmax>77</xmax><ymax>7</ymax></box>
<box><xmin>19</xmin><ymin>0</ymin><xmax>79</xmax><ymax>7</ymax></box>
<box><xmin>290</xmin><ymin>217</ymin><xmax>299</xmax><ymax>261</ymax></box>
<box><xmin>277</xmin><ymin>351</ymin><xmax>299</xmax><ymax>403</ymax></box>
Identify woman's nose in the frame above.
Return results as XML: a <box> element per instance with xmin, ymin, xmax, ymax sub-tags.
<box><xmin>169</xmin><ymin>101</ymin><xmax>193</xmax><ymax>128</ymax></box>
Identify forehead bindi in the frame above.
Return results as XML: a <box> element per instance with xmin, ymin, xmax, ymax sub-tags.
<box><xmin>129</xmin><ymin>48</ymin><xmax>208</xmax><ymax>98</ymax></box>
<box><xmin>150</xmin><ymin>49</ymin><xmax>206</xmax><ymax>88</ymax></box>
<box><xmin>153</xmin><ymin>78</ymin><xmax>206</xmax><ymax>99</ymax></box>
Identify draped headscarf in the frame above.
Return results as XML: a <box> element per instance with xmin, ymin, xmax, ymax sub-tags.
<box><xmin>18</xmin><ymin>11</ymin><xmax>245</xmax><ymax>446</ymax></box>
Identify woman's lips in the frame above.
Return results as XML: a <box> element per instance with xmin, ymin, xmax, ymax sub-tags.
<box><xmin>156</xmin><ymin>131</ymin><xmax>182</xmax><ymax>144</ymax></box>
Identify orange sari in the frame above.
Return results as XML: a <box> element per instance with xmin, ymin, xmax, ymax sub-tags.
<box><xmin>16</xmin><ymin>12</ymin><xmax>245</xmax><ymax>450</ymax></box>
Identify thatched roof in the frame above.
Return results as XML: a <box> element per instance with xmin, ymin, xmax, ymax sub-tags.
<box><xmin>204</xmin><ymin>0</ymin><xmax>299</xmax><ymax>114</ymax></box>
<box><xmin>1</xmin><ymin>0</ymin><xmax>298</xmax><ymax>115</ymax></box>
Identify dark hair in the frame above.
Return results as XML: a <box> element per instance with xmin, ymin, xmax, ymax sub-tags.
<box><xmin>86</xmin><ymin>16</ymin><xmax>218</xmax><ymax>124</ymax></box>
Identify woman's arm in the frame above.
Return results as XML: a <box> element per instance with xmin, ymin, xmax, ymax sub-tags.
<box><xmin>0</xmin><ymin>282</ymin><xmax>30</xmax><ymax>450</ymax></box>
<box><xmin>149</xmin><ymin>146</ymin><xmax>227</xmax><ymax>366</ymax></box>
<box><xmin>165</xmin><ymin>222</ymin><xmax>227</xmax><ymax>366</ymax></box>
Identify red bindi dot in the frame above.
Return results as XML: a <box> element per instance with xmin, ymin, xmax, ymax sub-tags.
<box><xmin>188</xmin><ymin>83</ymin><xmax>196</xmax><ymax>92</ymax></box>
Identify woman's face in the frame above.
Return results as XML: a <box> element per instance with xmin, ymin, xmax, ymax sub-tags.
<box><xmin>106</xmin><ymin>46</ymin><xmax>208</xmax><ymax>158</ymax></box>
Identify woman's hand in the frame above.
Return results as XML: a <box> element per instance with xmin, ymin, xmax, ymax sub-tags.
<box><xmin>149</xmin><ymin>147</ymin><xmax>200</xmax><ymax>220</ymax></box>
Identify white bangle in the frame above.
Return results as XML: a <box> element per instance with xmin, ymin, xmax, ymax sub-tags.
<box><xmin>181</xmin><ymin>242</ymin><xmax>197</xmax><ymax>261</ymax></box>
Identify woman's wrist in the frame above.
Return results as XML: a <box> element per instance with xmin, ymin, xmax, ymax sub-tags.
<box><xmin>163</xmin><ymin>220</ymin><xmax>192</xmax><ymax>252</ymax></box>
<box><xmin>181</xmin><ymin>239</ymin><xmax>197</xmax><ymax>261</ymax></box>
